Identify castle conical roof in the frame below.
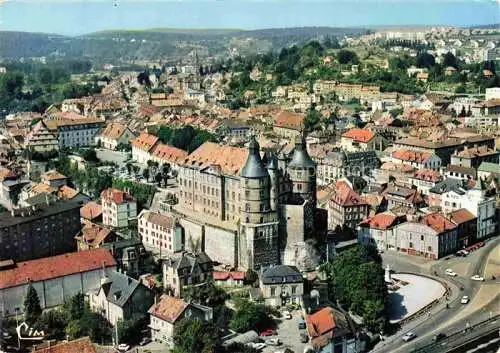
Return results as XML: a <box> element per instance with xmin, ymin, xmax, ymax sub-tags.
<box><xmin>288</xmin><ymin>134</ymin><xmax>316</xmax><ymax>169</ymax></box>
<box><xmin>240</xmin><ymin>137</ymin><xmax>269</xmax><ymax>178</ymax></box>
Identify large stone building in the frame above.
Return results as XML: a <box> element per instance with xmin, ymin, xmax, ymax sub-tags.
<box><xmin>0</xmin><ymin>199</ymin><xmax>83</xmax><ymax>262</ymax></box>
<box><xmin>173</xmin><ymin>135</ymin><xmax>318</xmax><ymax>270</ymax></box>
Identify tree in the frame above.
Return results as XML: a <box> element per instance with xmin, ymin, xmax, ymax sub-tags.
<box><xmin>142</xmin><ymin>168</ymin><xmax>150</xmax><ymax>182</ymax></box>
<box><xmin>24</xmin><ymin>284</ymin><xmax>42</xmax><ymax>324</ymax></box>
<box><xmin>245</xmin><ymin>268</ymin><xmax>258</xmax><ymax>284</ymax></box>
<box><xmin>304</xmin><ymin>105</ymin><xmax>321</xmax><ymax>131</ymax></box>
<box><xmin>336</xmin><ymin>50</ymin><xmax>359</xmax><ymax>65</ymax></box>
<box><xmin>442</xmin><ymin>52</ymin><xmax>457</xmax><ymax>68</ymax></box>
<box><xmin>229</xmin><ymin>299</ymin><xmax>272</xmax><ymax>333</ymax></box>
<box><xmin>416</xmin><ymin>52</ymin><xmax>436</xmax><ymax>69</ymax></box>
<box><xmin>117</xmin><ymin>314</ymin><xmax>147</xmax><ymax>344</ymax></box>
<box><xmin>154</xmin><ymin>172</ymin><xmax>162</xmax><ymax>185</ymax></box>
<box><xmin>172</xmin><ymin>318</ymin><xmax>218</xmax><ymax>353</ymax></box>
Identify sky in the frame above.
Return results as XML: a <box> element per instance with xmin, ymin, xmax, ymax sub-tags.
<box><xmin>0</xmin><ymin>0</ymin><xmax>498</xmax><ymax>36</ymax></box>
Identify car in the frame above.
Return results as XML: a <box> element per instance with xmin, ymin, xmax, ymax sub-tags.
<box><xmin>445</xmin><ymin>269</ymin><xmax>457</xmax><ymax>277</ymax></box>
<box><xmin>461</xmin><ymin>295</ymin><xmax>470</xmax><ymax>304</ymax></box>
<box><xmin>298</xmin><ymin>318</ymin><xmax>306</xmax><ymax>329</ymax></box>
<box><xmin>260</xmin><ymin>329</ymin><xmax>277</xmax><ymax>337</ymax></box>
<box><xmin>266</xmin><ymin>338</ymin><xmax>282</xmax><ymax>346</ymax></box>
<box><xmin>282</xmin><ymin>310</ymin><xmax>292</xmax><ymax>319</ymax></box>
<box><xmin>471</xmin><ymin>275</ymin><xmax>484</xmax><ymax>281</ymax></box>
<box><xmin>433</xmin><ymin>333</ymin><xmax>446</xmax><ymax>342</ymax></box>
<box><xmin>247</xmin><ymin>342</ymin><xmax>266</xmax><ymax>350</ymax></box>
<box><xmin>402</xmin><ymin>332</ymin><xmax>417</xmax><ymax>342</ymax></box>
<box><xmin>139</xmin><ymin>337</ymin><xmax>152</xmax><ymax>346</ymax></box>
<box><xmin>116</xmin><ymin>344</ymin><xmax>130</xmax><ymax>352</ymax></box>
<box><xmin>300</xmin><ymin>333</ymin><xmax>309</xmax><ymax>343</ymax></box>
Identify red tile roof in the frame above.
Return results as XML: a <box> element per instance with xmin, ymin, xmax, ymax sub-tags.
<box><xmin>32</xmin><ymin>337</ymin><xmax>96</xmax><ymax>353</ymax></box>
<box><xmin>181</xmin><ymin>142</ymin><xmax>248</xmax><ymax>176</ymax></box>
<box><xmin>148</xmin><ymin>295</ymin><xmax>188</xmax><ymax>323</ymax></box>
<box><xmin>131</xmin><ymin>132</ymin><xmax>159</xmax><ymax>152</ymax></box>
<box><xmin>448</xmin><ymin>208</ymin><xmax>476</xmax><ymax>225</ymax></box>
<box><xmin>213</xmin><ymin>271</ymin><xmax>245</xmax><ymax>281</ymax></box>
<box><xmin>342</xmin><ymin>128</ymin><xmax>375</xmax><ymax>143</ymax></box>
<box><xmin>411</xmin><ymin>169</ymin><xmax>442</xmax><ymax>183</ymax></box>
<box><xmin>99</xmin><ymin>122</ymin><xmax>130</xmax><ymax>140</ymax></box>
<box><xmin>392</xmin><ymin>149</ymin><xmax>434</xmax><ymax>163</ymax></box>
<box><xmin>421</xmin><ymin>213</ymin><xmax>457</xmax><ymax>234</ymax></box>
<box><xmin>307</xmin><ymin>307</ymin><xmax>336</xmax><ymax>338</ymax></box>
<box><xmin>0</xmin><ymin>249</ymin><xmax>116</xmax><ymax>289</ymax></box>
<box><xmin>151</xmin><ymin>143</ymin><xmax>188</xmax><ymax>164</ymax></box>
<box><xmin>101</xmin><ymin>188</ymin><xmax>135</xmax><ymax>205</ymax></box>
<box><xmin>274</xmin><ymin>111</ymin><xmax>304</xmax><ymax>131</ymax></box>
<box><xmin>80</xmin><ymin>201</ymin><xmax>103</xmax><ymax>220</ymax></box>
<box><xmin>359</xmin><ymin>212</ymin><xmax>399</xmax><ymax>230</ymax></box>
<box><xmin>331</xmin><ymin>181</ymin><xmax>367</xmax><ymax>207</ymax></box>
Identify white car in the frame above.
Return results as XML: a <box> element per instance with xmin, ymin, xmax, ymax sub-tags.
<box><xmin>247</xmin><ymin>342</ymin><xmax>266</xmax><ymax>350</ymax></box>
<box><xmin>461</xmin><ymin>295</ymin><xmax>469</xmax><ymax>304</ymax></box>
<box><xmin>445</xmin><ymin>269</ymin><xmax>457</xmax><ymax>277</ymax></box>
<box><xmin>471</xmin><ymin>275</ymin><xmax>484</xmax><ymax>281</ymax></box>
<box><xmin>117</xmin><ymin>344</ymin><xmax>130</xmax><ymax>352</ymax></box>
<box><xmin>402</xmin><ymin>332</ymin><xmax>417</xmax><ymax>342</ymax></box>
<box><xmin>282</xmin><ymin>310</ymin><xmax>292</xmax><ymax>319</ymax></box>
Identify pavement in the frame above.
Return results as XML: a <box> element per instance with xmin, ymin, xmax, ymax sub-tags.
<box><xmin>373</xmin><ymin>236</ymin><xmax>500</xmax><ymax>353</ymax></box>
<box><xmin>96</xmin><ymin>148</ymin><xmax>130</xmax><ymax>164</ymax></box>
<box><xmin>262</xmin><ymin>310</ymin><xmax>307</xmax><ymax>353</ymax></box>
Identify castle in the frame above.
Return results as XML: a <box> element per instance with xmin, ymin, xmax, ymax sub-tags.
<box><xmin>172</xmin><ymin>135</ymin><xmax>320</xmax><ymax>270</ymax></box>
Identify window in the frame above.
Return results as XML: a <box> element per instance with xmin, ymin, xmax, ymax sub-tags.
<box><xmin>421</xmin><ymin>235</ymin><xmax>424</xmax><ymax>241</ymax></box>
<box><xmin>270</xmin><ymin>287</ymin><xmax>276</xmax><ymax>296</ymax></box>
<box><xmin>291</xmin><ymin>286</ymin><xmax>297</xmax><ymax>294</ymax></box>
<box><xmin>428</xmin><ymin>246</ymin><xmax>432</xmax><ymax>252</ymax></box>
<box><xmin>409</xmin><ymin>242</ymin><xmax>413</xmax><ymax>248</ymax></box>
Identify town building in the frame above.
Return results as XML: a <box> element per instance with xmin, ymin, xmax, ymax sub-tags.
<box><xmin>44</xmin><ymin>118</ymin><xmax>105</xmax><ymax>149</ymax></box>
<box><xmin>450</xmin><ymin>146</ymin><xmax>499</xmax><ymax>169</ymax></box>
<box><xmin>259</xmin><ymin>265</ymin><xmax>303</xmax><ymax>306</ymax></box>
<box><xmin>444</xmin><ymin>165</ymin><xmax>477</xmax><ymax>181</ymax></box>
<box><xmin>390</xmin><ymin>150</ymin><xmax>442</xmax><ymax>170</ymax></box>
<box><xmin>31</xmin><ymin>337</ymin><xmax>96</xmax><ymax>353</ymax></box>
<box><xmin>408</xmin><ymin>169</ymin><xmax>442</xmax><ymax>195</ymax></box>
<box><xmin>471</xmin><ymin>99</ymin><xmax>500</xmax><ymax>117</ymax></box>
<box><xmin>317</xmin><ymin>150</ymin><xmax>380</xmax><ymax>186</ymax></box>
<box><xmin>448</xmin><ymin>208</ymin><xmax>477</xmax><ymax>248</ymax></box>
<box><xmin>24</xmin><ymin>121</ymin><xmax>59</xmax><ymax>152</ymax></box>
<box><xmin>485</xmin><ymin>87</ymin><xmax>500</xmax><ymax>101</ymax></box>
<box><xmin>477</xmin><ymin>162</ymin><xmax>500</xmax><ymax>180</ymax></box>
<box><xmin>80</xmin><ymin>201</ymin><xmax>103</xmax><ymax>225</ymax></box>
<box><xmin>340</xmin><ymin>128</ymin><xmax>385</xmax><ymax>152</ymax></box>
<box><xmin>96</xmin><ymin>122</ymin><xmax>135</xmax><ymax>150</ymax></box>
<box><xmin>327</xmin><ymin>181</ymin><xmax>369</xmax><ymax>230</ymax></box>
<box><xmin>148</xmin><ymin>295</ymin><xmax>213</xmax><ymax>347</ymax></box>
<box><xmin>273</xmin><ymin>111</ymin><xmax>304</xmax><ymax>139</ymax></box>
<box><xmin>138</xmin><ymin>210</ymin><xmax>184</xmax><ymax>256</ymax></box>
<box><xmin>101</xmin><ymin>188</ymin><xmax>137</xmax><ymax>228</ymax></box>
<box><xmin>75</xmin><ymin>224</ymin><xmax>118</xmax><ymax>251</ymax></box>
<box><xmin>131</xmin><ymin>133</ymin><xmax>159</xmax><ymax>165</ymax></box>
<box><xmin>150</xmin><ymin>143</ymin><xmax>188</xmax><ymax>171</ymax></box>
<box><xmin>162</xmin><ymin>252</ymin><xmax>213</xmax><ymax>297</ymax></box>
<box><xmin>213</xmin><ymin>271</ymin><xmax>245</xmax><ymax>287</ymax></box>
<box><xmin>88</xmin><ymin>270</ymin><xmax>154</xmax><ymax>326</ymax></box>
<box><xmin>0</xmin><ymin>249</ymin><xmax>117</xmax><ymax>315</ymax></box>
<box><xmin>358</xmin><ymin>212</ymin><xmax>406</xmax><ymax>251</ymax></box>
<box><xmin>382</xmin><ymin>185</ymin><xmax>425</xmax><ymax>210</ymax></box>
<box><xmin>0</xmin><ymin>199</ymin><xmax>82</xmax><ymax>262</ymax></box>
<box><xmin>41</xmin><ymin>170</ymin><xmax>67</xmax><ymax>188</ymax></box>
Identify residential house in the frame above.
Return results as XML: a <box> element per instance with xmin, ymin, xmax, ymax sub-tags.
<box><xmin>306</xmin><ymin>307</ymin><xmax>361</xmax><ymax>353</ymax></box>
<box><xmin>328</xmin><ymin>181</ymin><xmax>369</xmax><ymax>230</ymax></box>
<box><xmin>75</xmin><ymin>224</ymin><xmax>118</xmax><ymax>251</ymax></box>
<box><xmin>317</xmin><ymin>150</ymin><xmax>380</xmax><ymax>186</ymax></box>
<box><xmin>41</xmin><ymin>170</ymin><xmax>67</xmax><ymax>188</ymax></box>
<box><xmin>450</xmin><ymin>146</ymin><xmax>499</xmax><ymax>169</ymax></box>
<box><xmin>477</xmin><ymin>162</ymin><xmax>500</xmax><ymax>180</ymax></box>
<box><xmin>213</xmin><ymin>271</ymin><xmax>245</xmax><ymax>287</ymax></box>
<box><xmin>101</xmin><ymin>188</ymin><xmax>137</xmax><ymax>228</ymax></box>
<box><xmin>259</xmin><ymin>265</ymin><xmax>303</xmax><ymax>307</ymax></box>
<box><xmin>408</xmin><ymin>169</ymin><xmax>442</xmax><ymax>195</ymax></box>
<box><xmin>80</xmin><ymin>201</ymin><xmax>103</xmax><ymax>225</ymax></box>
<box><xmin>340</xmin><ymin>128</ymin><xmax>385</xmax><ymax>152</ymax></box>
<box><xmin>0</xmin><ymin>249</ymin><xmax>117</xmax><ymax>315</ymax></box>
<box><xmin>382</xmin><ymin>184</ymin><xmax>425</xmax><ymax>210</ymax></box>
<box><xmin>390</xmin><ymin>150</ymin><xmax>442</xmax><ymax>170</ymax></box>
<box><xmin>101</xmin><ymin>238</ymin><xmax>145</xmax><ymax>277</ymax></box>
<box><xmin>131</xmin><ymin>133</ymin><xmax>159</xmax><ymax>164</ymax></box>
<box><xmin>162</xmin><ymin>252</ymin><xmax>213</xmax><ymax>297</ymax></box>
<box><xmin>358</xmin><ymin>212</ymin><xmax>406</xmax><ymax>252</ymax></box>
<box><xmin>428</xmin><ymin>178</ymin><xmax>470</xmax><ymax>209</ymax></box>
<box><xmin>273</xmin><ymin>111</ymin><xmax>304</xmax><ymax>139</ymax></box>
<box><xmin>97</xmin><ymin>122</ymin><xmax>135</xmax><ymax>150</ymax></box>
<box><xmin>88</xmin><ymin>270</ymin><xmax>154</xmax><ymax>326</ymax></box>
<box><xmin>448</xmin><ymin>208</ymin><xmax>477</xmax><ymax>247</ymax></box>
<box><xmin>148</xmin><ymin>295</ymin><xmax>213</xmax><ymax>347</ymax></box>
<box><xmin>138</xmin><ymin>210</ymin><xmax>184</xmax><ymax>256</ymax></box>
<box><xmin>394</xmin><ymin>213</ymin><xmax>458</xmax><ymax>259</ymax></box>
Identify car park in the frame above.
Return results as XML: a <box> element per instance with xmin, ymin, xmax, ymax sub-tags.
<box><xmin>471</xmin><ymin>275</ymin><xmax>484</xmax><ymax>281</ymax></box>
<box><xmin>402</xmin><ymin>332</ymin><xmax>416</xmax><ymax>342</ymax></box>
<box><xmin>461</xmin><ymin>295</ymin><xmax>469</xmax><ymax>304</ymax></box>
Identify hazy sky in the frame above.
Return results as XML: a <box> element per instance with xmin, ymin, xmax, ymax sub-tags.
<box><xmin>0</xmin><ymin>0</ymin><xmax>498</xmax><ymax>35</ymax></box>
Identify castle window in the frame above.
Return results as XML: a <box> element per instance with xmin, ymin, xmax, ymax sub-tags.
<box><xmin>245</xmin><ymin>204</ymin><xmax>250</xmax><ymax>212</ymax></box>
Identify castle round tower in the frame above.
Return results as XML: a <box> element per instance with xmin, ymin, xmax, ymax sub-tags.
<box><xmin>287</xmin><ymin>134</ymin><xmax>317</xmax><ymax>205</ymax></box>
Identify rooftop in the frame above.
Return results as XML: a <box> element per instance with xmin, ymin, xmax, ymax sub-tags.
<box><xmin>260</xmin><ymin>265</ymin><xmax>302</xmax><ymax>285</ymax></box>
<box><xmin>151</xmin><ymin>143</ymin><xmax>188</xmax><ymax>164</ymax></box>
<box><xmin>448</xmin><ymin>208</ymin><xmax>476</xmax><ymax>225</ymax></box>
<box><xmin>332</xmin><ymin>181</ymin><xmax>367</xmax><ymax>207</ymax></box>
<box><xmin>421</xmin><ymin>213</ymin><xmax>457</xmax><ymax>234</ymax></box>
<box><xmin>148</xmin><ymin>294</ymin><xmax>188</xmax><ymax>323</ymax></box>
<box><xmin>359</xmin><ymin>212</ymin><xmax>400</xmax><ymax>230</ymax></box>
<box><xmin>131</xmin><ymin>132</ymin><xmax>159</xmax><ymax>152</ymax></box>
<box><xmin>99</xmin><ymin>122</ymin><xmax>130</xmax><ymax>140</ymax></box>
<box><xmin>140</xmin><ymin>210</ymin><xmax>175</xmax><ymax>229</ymax></box>
<box><xmin>391</xmin><ymin>150</ymin><xmax>434</xmax><ymax>163</ymax></box>
<box><xmin>80</xmin><ymin>201</ymin><xmax>103</xmax><ymax>220</ymax></box>
<box><xmin>342</xmin><ymin>128</ymin><xmax>375</xmax><ymax>143</ymax></box>
<box><xmin>101</xmin><ymin>188</ymin><xmax>135</xmax><ymax>205</ymax></box>
<box><xmin>32</xmin><ymin>337</ymin><xmax>96</xmax><ymax>353</ymax></box>
<box><xmin>273</xmin><ymin>110</ymin><xmax>304</xmax><ymax>131</ymax></box>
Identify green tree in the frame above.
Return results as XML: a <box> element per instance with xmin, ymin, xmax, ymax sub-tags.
<box><xmin>245</xmin><ymin>268</ymin><xmax>258</xmax><ymax>284</ymax></box>
<box><xmin>24</xmin><ymin>284</ymin><xmax>42</xmax><ymax>324</ymax></box>
<box><xmin>336</xmin><ymin>50</ymin><xmax>359</xmax><ymax>65</ymax></box>
<box><xmin>172</xmin><ymin>318</ymin><xmax>217</xmax><ymax>353</ymax></box>
<box><xmin>304</xmin><ymin>105</ymin><xmax>321</xmax><ymax>131</ymax></box>
<box><xmin>416</xmin><ymin>52</ymin><xmax>436</xmax><ymax>69</ymax></box>
<box><xmin>442</xmin><ymin>52</ymin><xmax>457</xmax><ymax>68</ymax></box>
<box><xmin>117</xmin><ymin>315</ymin><xmax>148</xmax><ymax>344</ymax></box>
<box><xmin>229</xmin><ymin>299</ymin><xmax>272</xmax><ymax>333</ymax></box>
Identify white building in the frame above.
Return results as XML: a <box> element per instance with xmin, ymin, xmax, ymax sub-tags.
<box><xmin>131</xmin><ymin>133</ymin><xmax>159</xmax><ymax>165</ymax></box>
<box><xmin>101</xmin><ymin>188</ymin><xmax>137</xmax><ymax>228</ymax></box>
<box><xmin>138</xmin><ymin>210</ymin><xmax>184</xmax><ymax>256</ymax></box>
<box><xmin>44</xmin><ymin>118</ymin><xmax>104</xmax><ymax>149</ymax></box>
<box><xmin>97</xmin><ymin>122</ymin><xmax>135</xmax><ymax>150</ymax></box>
<box><xmin>485</xmin><ymin>87</ymin><xmax>500</xmax><ymax>101</ymax></box>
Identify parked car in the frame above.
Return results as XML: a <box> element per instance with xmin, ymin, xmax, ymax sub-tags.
<box><xmin>471</xmin><ymin>275</ymin><xmax>484</xmax><ymax>281</ymax></box>
<box><xmin>247</xmin><ymin>342</ymin><xmax>266</xmax><ymax>350</ymax></box>
<box><xmin>139</xmin><ymin>337</ymin><xmax>152</xmax><ymax>346</ymax></box>
<box><xmin>300</xmin><ymin>333</ymin><xmax>309</xmax><ymax>343</ymax></box>
<box><xmin>117</xmin><ymin>344</ymin><xmax>130</xmax><ymax>352</ymax></box>
<box><xmin>298</xmin><ymin>318</ymin><xmax>306</xmax><ymax>329</ymax></box>
<box><xmin>266</xmin><ymin>338</ymin><xmax>282</xmax><ymax>346</ymax></box>
<box><xmin>402</xmin><ymin>332</ymin><xmax>416</xmax><ymax>342</ymax></box>
<box><xmin>461</xmin><ymin>296</ymin><xmax>470</xmax><ymax>304</ymax></box>
<box><xmin>433</xmin><ymin>333</ymin><xmax>446</xmax><ymax>342</ymax></box>
<box><xmin>445</xmin><ymin>269</ymin><xmax>457</xmax><ymax>277</ymax></box>
<box><xmin>282</xmin><ymin>311</ymin><xmax>292</xmax><ymax>320</ymax></box>
<box><xmin>260</xmin><ymin>329</ymin><xmax>277</xmax><ymax>337</ymax></box>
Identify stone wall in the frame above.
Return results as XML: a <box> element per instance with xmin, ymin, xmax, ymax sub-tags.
<box><xmin>179</xmin><ymin>218</ymin><xmax>204</xmax><ymax>253</ymax></box>
<box><xmin>204</xmin><ymin>225</ymin><xmax>237</xmax><ymax>267</ymax></box>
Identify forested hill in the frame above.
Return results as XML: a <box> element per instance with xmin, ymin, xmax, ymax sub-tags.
<box><xmin>0</xmin><ymin>27</ymin><xmax>368</xmax><ymax>63</ymax></box>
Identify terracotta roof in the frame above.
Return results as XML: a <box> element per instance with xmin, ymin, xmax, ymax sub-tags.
<box><xmin>307</xmin><ymin>307</ymin><xmax>336</xmax><ymax>338</ymax></box>
<box><xmin>181</xmin><ymin>142</ymin><xmax>248</xmax><ymax>176</ymax></box>
<box><xmin>151</xmin><ymin>143</ymin><xmax>188</xmax><ymax>164</ymax></box>
<box><xmin>359</xmin><ymin>212</ymin><xmax>399</xmax><ymax>230</ymax></box>
<box><xmin>100</xmin><ymin>122</ymin><xmax>129</xmax><ymax>140</ymax></box>
<box><xmin>456</xmin><ymin>146</ymin><xmax>498</xmax><ymax>159</ymax></box>
<box><xmin>421</xmin><ymin>213</ymin><xmax>457</xmax><ymax>234</ymax></box>
<box><xmin>131</xmin><ymin>132</ymin><xmax>159</xmax><ymax>152</ymax></box>
<box><xmin>27</xmin><ymin>183</ymin><xmax>58</xmax><ymax>196</ymax></box>
<box><xmin>41</xmin><ymin>170</ymin><xmax>66</xmax><ymax>181</ymax></box>
<box><xmin>392</xmin><ymin>150</ymin><xmax>434</xmax><ymax>163</ymax></box>
<box><xmin>274</xmin><ymin>111</ymin><xmax>304</xmax><ymax>131</ymax></box>
<box><xmin>80</xmin><ymin>201</ymin><xmax>103</xmax><ymax>220</ymax></box>
<box><xmin>43</xmin><ymin>118</ymin><xmax>103</xmax><ymax>130</ymax></box>
<box><xmin>140</xmin><ymin>210</ymin><xmax>175</xmax><ymax>229</ymax></box>
<box><xmin>0</xmin><ymin>249</ymin><xmax>116</xmax><ymax>289</ymax></box>
<box><xmin>100</xmin><ymin>188</ymin><xmax>135</xmax><ymax>205</ymax></box>
<box><xmin>411</xmin><ymin>169</ymin><xmax>442</xmax><ymax>183</ymax></box>
<box><xmin>213</xmin><ymin>271</ymin><xmax>245</xmax><ymax>281</ymax></box>
<box><xmin>0</xmin><ymin>166</ymin><xmax>17</xmax><ymax>181</ymax></box>
<box><xmin>342</xmin><ymin>128</ymin><xmax>375</xmax><ymax>143</ymax></box>
<box><xmin>448</xmin><ymin>208</ymin><xmax>476</xmax><ymax>225</ymax></box>
<box><xmin>78</xmin><ymin>224</ymin><xmax>114</xmax><ymax>248</ymax></box>
<box><xmin>383</xmin><ymin>185</ymin><xmax>424</xmax><ymax>205</ymax></box>
<box><xmin>57</xmin><ymin>185</ymin><xmax>79</xmax><ymax>200</ymax></box>
<box><xmin>148</xmin><ymin>295</ymin><xmax>188</xmax><ymax>323</ymax></box>
<box><xmin>32</xmin><ymin>337</ymin><xmax>96</xmax><ymax>353</ymax></box>
<box><xmin>331</xmin><ymin>181</ymin><xmax>367</xmax><ymax>207</ymax></box>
